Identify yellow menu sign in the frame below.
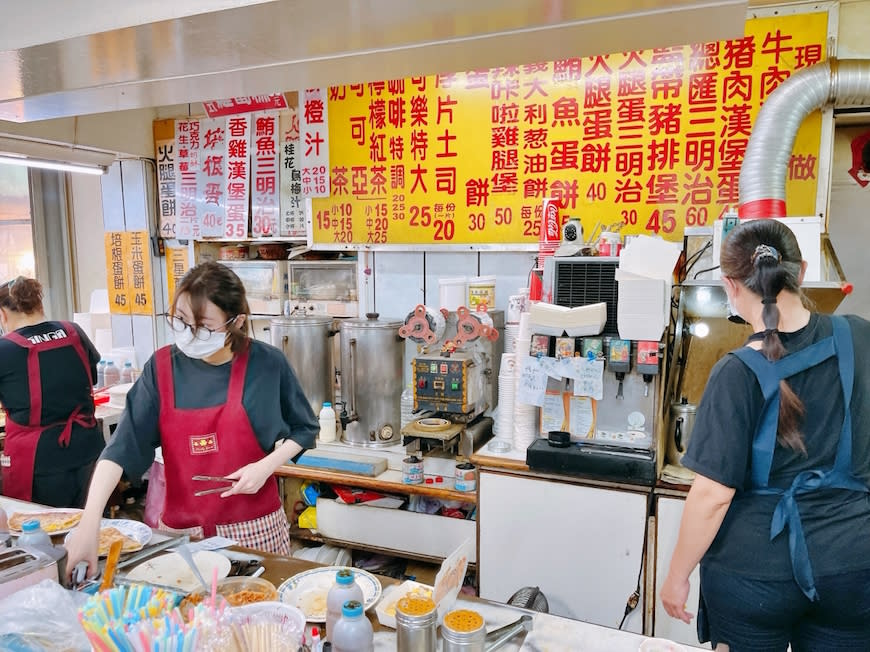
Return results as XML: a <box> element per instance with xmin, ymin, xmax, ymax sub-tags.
<box><xmin>104</xmin><ymin>231</ymin><xmax>154</xmax><ymax>315</ymax></box>
<box><xmin>312</xmin><ymin>11</ymin><xmax>827</xmax><ymax>247</ymax></box>
<box><xmin>164</xmin><ymin>246</ymin><xmax>190</xmax><ymax>305</ymax></box>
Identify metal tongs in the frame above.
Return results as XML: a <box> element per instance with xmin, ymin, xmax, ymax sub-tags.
<box><xmin>192</xmin><ymin>474</ymin><xmax>237</xmax><ymax>496</ymax></box>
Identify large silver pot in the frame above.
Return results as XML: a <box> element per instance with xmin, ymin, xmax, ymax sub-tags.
<box><xmin>270</xmin><ymin>314</ymin><xmax>335</xmax><ymax>416</ymax></box>
<box><xmin>339</xmin><ymin>313</ymin><xmax>404</xmax><ymax>447</ymax></box>
<box><xmin>667</xmin><ymin>397</ymin><xmax>697</xmax><ymax>466</ymax></box>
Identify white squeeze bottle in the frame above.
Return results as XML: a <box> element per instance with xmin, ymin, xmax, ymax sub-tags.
<box><xmin>332</xmin><ymin>599</ymin><xmax>374</xmax><ymax>652</ymax></box>
<box><xmin>325</xmin><ymin>568</ymin><xmax>363</xmax><ymax>641</ymax></box>
<box><xmin>319</xmin><ymin>401</ymin><xmax>337</xmax><ymax>443</ymax></box>
<box><xmin>103</xmin><ymin>360</ymin><xmax>120</xmax><ymax>387</ymax></box>
<box><xmin>120</xmin><ymin>361</ymin><xmax>134</xmax><ymax>384</ymax></box>
<box><xmin>96</xmin><ymin>359</ymin><xmax>106</xmax><ymax>388</ymax></box>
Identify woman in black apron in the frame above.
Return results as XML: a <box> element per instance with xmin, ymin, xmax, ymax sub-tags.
<box><xmin>659</xmin><ymin>220</ymin><xmax>870</xmax><ymax>651</ymax></box>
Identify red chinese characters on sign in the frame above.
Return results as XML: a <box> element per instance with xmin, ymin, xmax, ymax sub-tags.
<box><xmin>251</xmin><ymin>112</ymin><xmax>280</xmax><ymax>237</ymax></box>
<box><xmin>174</xmin><ymin>119</ymin><xmax>201</xmax><ymax>240</ymax></box>
<box><xmin>197</xmin><ymin>117</ymin><xmax>226</xmax><ymax>237</ymax></box>
<box><xmin>203</xmin><ymin>94</ymin><xmax>288</xmax><ymax>118</ymax></box>
<box><xmin>300</xmin><ymin>88</ymin><xmax>330</xmax><ymax>197</ymax></box>
<box><xmin>224</xmin><ymin>115</ymin><xmax>250</xmax><ymax>240</ymax></box>
<box><xmin>279</xmin><ymin>109</ymin><xmax>306</xmax><ymax>238</ymax></box>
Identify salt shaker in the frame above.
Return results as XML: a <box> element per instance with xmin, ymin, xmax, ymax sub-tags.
<box><xmin>395</xmin><ymin>595</ymin><xmax>437</xmax><ymax>652</ymax></box>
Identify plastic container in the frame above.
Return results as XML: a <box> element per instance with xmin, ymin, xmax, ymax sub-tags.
<box><xmin>96</xmin><ymin>359</ymin><xmax>106</xmax><ymax>388</ymax></box>
<box><xmin>442</xmin><ymin>608</ymin><xmax>486</xmax><ymax>652</ymax></box>
<box><xmin>16</xmin><ymin>520</ymin><xmax>52</xmax><ymax>549</ymax></box>
<box><xmin>332</xmin><ymin>599</ymin><xmax>373</xmax><ymax>652</ymax></box>
<box><xmin>319</xmin><ymin>402</ymin><xmax>337</xmax><ymax>443</ymax></box>
<box><xmin>103</xmin><ymin>360</ymin><xmax>120</xmax><ymax>387</ymax></box>
<box><xmin>214</xmin><ymin>576</ymin><xmax>278</xmax><ymax>606</ymax></box>
<box><xmin>395</xmin><ymin>595</ymin><xmax>437</xmax><ymax>652</ymax></box>
<box><xmin>468</xmin><ymin>276</ymin><xmax>496</xmax><ymax>311</ymax></box>
<box><xmin>325</xmin><ymin>568</ymin><xmax>363</xmax><ymax>641</ymax></box>
<box><xmin>439</xmin><ymin>277</ymin><xmax>468</xmax><ymax>312</ymax></box>
<box><xmin>120</xmin><ymin>361</ymin><xmax>134</xmax><ymax>384</ymax></box>
<box><xmin>400</xmin><ymin>385</ymin><xmax>415</xmax><ymax>428</ymax></box>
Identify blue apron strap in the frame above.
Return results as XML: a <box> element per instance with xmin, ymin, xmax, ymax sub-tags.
<box><xmin>831</xmin><ymin>316</ymin><xmax>855</xmax><ymax>471</ymax></box>
<box><xmin>731</xmin><ymin>348</ymin><xmax>781</xmax><ymax>487</ymax></box>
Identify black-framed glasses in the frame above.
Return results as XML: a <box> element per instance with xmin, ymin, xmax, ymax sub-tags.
<box><xmin>165</xmin><ymin>314</ymin><xmax>236</xmax><ymax>341</ymax></box>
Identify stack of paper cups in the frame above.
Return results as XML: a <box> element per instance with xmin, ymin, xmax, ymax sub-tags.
<box><xmin>491</xmin><ymin>353</ymin><xmax>516</xmax><ymax>451</ymax></box>
<box><xmin>503</xmin><ymin>323</ymin><xmax>520</xmax><ymax>354</ymax></box>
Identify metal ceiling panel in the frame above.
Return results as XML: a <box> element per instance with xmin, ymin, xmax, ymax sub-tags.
<box><xmin>0</xmin><ymin>0</ymin><xmax>748</xmax><ymax>123</ymax></box>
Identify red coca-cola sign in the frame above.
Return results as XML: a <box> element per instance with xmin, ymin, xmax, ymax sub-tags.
<box><xmin>541</xmin><ymin>198</ymin><xmax>563</xmax><ymax>245</ymax></box>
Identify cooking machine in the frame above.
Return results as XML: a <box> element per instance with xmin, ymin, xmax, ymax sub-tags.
<box><xmin>398</xmin><ymin>305</ymin><xmax>503</xmax><ymax>458</ymax></box>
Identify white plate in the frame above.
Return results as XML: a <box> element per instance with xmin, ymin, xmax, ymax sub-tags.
<box><xmin>64</xmin><ymin>518</ymin><xmax>153</xmax><ymax>556</ymax></box>
<box><xmin>124</xmin><ymin>550</ymin><xmax>231</xmax><ymax>593</ymax></box>
<box><xmin>277</xmin><ymin>566</ymin><xmax>381</xmax><ymax>622</ymax></box>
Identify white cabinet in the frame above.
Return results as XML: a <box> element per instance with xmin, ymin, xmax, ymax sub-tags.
<box><xmin>479</xmin><ymin>470</ymin><xmax>648</xmax><ymax>633</ymax></box>
<box><xmin>653</xmin><ymin>496</ymin><xmax>710</xmax><ymax>648</ymax></box>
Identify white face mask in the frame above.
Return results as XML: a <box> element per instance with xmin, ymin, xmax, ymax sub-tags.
<box><xmin>174</xmin><ymin>327</ymin><xmax>229</xmax><ymax>360</ymax></box>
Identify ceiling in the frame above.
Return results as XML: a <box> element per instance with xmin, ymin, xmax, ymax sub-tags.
<box><xmin>0</xmin><ymin>0</ymin><xmax>749</xmax><ymax>123</ymax></box>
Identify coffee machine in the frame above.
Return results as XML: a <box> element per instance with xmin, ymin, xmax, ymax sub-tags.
<box><xmin>398</xmin><ymin>304</ymin><xmax>502</xmax><ymax>458</ymax></box>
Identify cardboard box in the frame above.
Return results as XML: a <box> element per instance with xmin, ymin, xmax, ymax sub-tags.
<box><xmin>316</xmin><ymin>498</ymin><xmax>477</xmax><ymax>563</ymax></box>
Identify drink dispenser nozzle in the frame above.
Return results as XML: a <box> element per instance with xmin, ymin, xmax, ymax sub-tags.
<box><xmin>636</xmin><ymin>341</ymin><xmax>661</xmax><ymax>397</ymax></box>
<box><xmin>608</xmin><ymin>339</ymin><xmax>631</xmax><ymax>400</ymax></box>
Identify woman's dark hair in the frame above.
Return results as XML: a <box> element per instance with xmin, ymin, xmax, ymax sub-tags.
<box><xmin>720</xmin><ymin>219</ymin><xmax>806</xmax><ymax>454</ymax></box>
<box><xmin>171</xmin><ymin>261</ymin><xmax>251</xmax><ymax>353</ymax></box>
<box><xmin>0</xmin><ymin>276</ymin><xmax>44</xmax><ymax>315</ymax></box>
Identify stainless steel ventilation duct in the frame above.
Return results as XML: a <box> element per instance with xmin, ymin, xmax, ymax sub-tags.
<box><xmin>738</xmin><ymin>58</ymin><xmax>870</xmax><ymax>218</ymax></box>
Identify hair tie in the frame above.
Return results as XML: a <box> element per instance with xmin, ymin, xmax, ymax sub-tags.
<box><xmin>752</xmin><ymin>244</ymin><xmax>781</xmax><ymax>266</ymax></box>
<box><xmin>764</xmin><ymin>328</ymin><xmax>778</xmax><ymax>336</ymax></box>
<box><xmin>761</xmin><ymin>297</ymin><xmax>777</xmax><ymax>305</ymax></box>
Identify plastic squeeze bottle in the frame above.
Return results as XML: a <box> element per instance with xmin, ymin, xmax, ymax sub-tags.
<box><xmin>331</xmin><ymin>600</ymin><xmax>374</xmax><ymax>652</ymax></box>
<box><xmin>103</xmin><ymin>360</ymin><xmax>120</xmax><ymax>387</ymax></box>
<box><xmin>325</xmin><ymin>568</ymin><xmax>363</xmax><ymax>641</ymax></box>
<box><xmin>120</xmin><ymin>361</ymin><xmax>134</xmax><ymax>384</ymax></box>
<box><xmin>319</xmin><ymin>401</ymin><xmax>337</xmax><ymax>443</ymax></box>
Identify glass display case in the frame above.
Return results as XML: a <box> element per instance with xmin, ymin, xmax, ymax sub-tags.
<box><xmin>288</xmin><ymin>259</ymin><xmax>359</xmax><ymax>317</ymax></box>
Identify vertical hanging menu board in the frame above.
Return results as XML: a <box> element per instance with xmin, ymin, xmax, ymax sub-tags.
<box><xmin>251</xmin><ymin>111</ymin><xmax>280</xmax><ymax>237</ymax></box>
<box><xmin>280</xmin><ymin>108</ymin><xmax>306</xmax><ymax>237</ymax></box>
<box><xmin>225</xmin><ymin>115</ymin><xmax>251</xmax><ymax>240</ymax></box>
<box><xmin>153</xmin><ymin>119</ymin><xmax>177</xmax><ymax>239</ymax></box>
<box><xmin>104</xmin><ymin>231</ymin><xmax>154</xmax><ymax>315</ymax></box>
<box><xmin>198</xmin><ymin>118</ymin><xmax>227</xmax><ymax>237</ymax></box>
<box><xmin>310</xmin><ymin>11</ymin><xmax>827</xmax><ymax>248</ymax></box>
<box><xmin>300</xmin><ymin>88</ymin><xmax>330</xmax><ymax>198</ymax></box>
<box><xmin>165</xmin><ymin>246</ymin><xmax>190</xmax><ymax>304</ymax></box>
<box><xmin>175</xmin><ymin>119</ymin><xmax>201</xmax><ymax>240</ymax></box>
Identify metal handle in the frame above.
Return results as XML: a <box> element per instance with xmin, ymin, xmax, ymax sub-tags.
<box><xmin>484</xmin><ymin>615</ymin><xmax>533</xmax><ymax>652</ymax></box>
<box><xmin>348</xmin><ymin>337</ymin><xmax>358</xmax><ymax>417</ymax></box>
<box><xmin>675</xmin><ymin>417</ymin><xmax>684</xmax><ymax>453</ymax></box>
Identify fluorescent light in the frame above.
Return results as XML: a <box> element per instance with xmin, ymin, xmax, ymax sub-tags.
<box><xmin>0</xmin><ymin>155</ymin><xmax>106</xmax><ymax>175</ymax></box>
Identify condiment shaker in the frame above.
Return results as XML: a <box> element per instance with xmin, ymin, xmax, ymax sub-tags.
<box><xmin>395</xmin><ymin>595</ymin><xmax>437</xmax><ymax>652</ymax></box>
<box><xmin>442</xmin><ymin>608</ymin><xmax>486</xmax><ymax>652</ymax></box>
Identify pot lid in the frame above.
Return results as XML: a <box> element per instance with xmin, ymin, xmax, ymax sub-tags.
<box><xmin>340</xmin><ymin>312</ymin><xmax>404</xmax><ymax>329</ymax></box>
<box><xmin>270</xmin><ymin>313</ymin><xmax>333</xmax><ymax>326</ymax></box>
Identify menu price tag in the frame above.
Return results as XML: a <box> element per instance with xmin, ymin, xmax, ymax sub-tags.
<box><xmin>153</xmin><ymin>119</ymin><xmax>177</xmax><ymax>239</ymax></box>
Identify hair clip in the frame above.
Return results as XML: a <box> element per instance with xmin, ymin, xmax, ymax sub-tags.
<box><xmin>751</xmin><ymin>244</ymin><xmax>781</xmax><ymax>265</ymax></box>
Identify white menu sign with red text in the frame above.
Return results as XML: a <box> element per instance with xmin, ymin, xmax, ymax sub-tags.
<box><xmin>224</xmin><ymin>115</ymin><xmax>251</xmax><ymax>240</ymax></box>
<box><xmin>300</xmin><ymin>88</ymin><xmax>330</xmax><ymax>197</ymax></box>
<box><xmin>251</xmin><ymin>111</ymin><xmax>280</xmax><ymax>237</ymax></box>
<box><xmin>204</xmin><ymin>94</ymin><xmax>288</xmax><ymax>118</ymax></box>
<box><xmin>174</xmin><ymin>119</ymin><xmax>201</xmax><ymax>240</ymax></box>
<box><xmin>197</xmin><ymin>117</ymin><xmax>227</xmax><ymax>237</ymax></box>
<box><xmin>279</xmin><ymin>108</ymin><xmax>306</xmax><ymax>237</ymax></box>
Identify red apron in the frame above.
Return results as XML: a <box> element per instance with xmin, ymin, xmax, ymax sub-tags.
<box><xmin>0</xmin><ymin>321</ymin><xmax>96</xmax><ymax>501</ymax></box>
<box><xmin>155</xmin><ymin>345</ymin><xmax>281</xmax><ymax>537</ymax></box>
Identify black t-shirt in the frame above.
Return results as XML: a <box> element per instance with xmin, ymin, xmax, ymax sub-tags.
<box><xmin>100</xmin><ymin>340</ymin><xmax>319</xmax><ymax>479</ymax></box>
<box><xmin>0</xmin><ymin>321</ymin><xmax>103</xmax><ymax>472</ymax></box>
<box><xmin>683</xmin><ymin>313</ymin><xmax>870</xmax><ymax>580</ymax></box>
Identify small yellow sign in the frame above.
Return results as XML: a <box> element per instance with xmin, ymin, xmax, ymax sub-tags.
<box><xmin>104</xmin><ymin>231</ymin><xmax>155</xmax><ymax>315</ymax></box>
<box><xmin>104</xmin><ymin>231</ymin><xmax>130</xmax><ymax>315</ymax></box>
<box><xmin>165</xmin><ymin>246</ymin><xmax>190</xmax><ymax>305</ymax></box>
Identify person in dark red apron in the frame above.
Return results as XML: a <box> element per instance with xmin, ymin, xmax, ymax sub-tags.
<box><xmin>0</xmin><ymin>277</ymin><xmax>102</xmax><ymax>507</ymax></box>
<box><xmin>661</xmin><ymin>221</ymin><xmax>870</xmax><ymax>650</ymax></box>
<box><xmin>65</xmin><ymin>262</ymin><xmax>318</xmax><ymax>579</ymax></box>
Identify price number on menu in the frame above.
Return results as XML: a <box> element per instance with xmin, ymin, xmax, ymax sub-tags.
<box><xmin>316</xmin><ymin>207</ymin><xmax>353</xmax><ymax>243</ymax></box>
<box><xmin>619</xmin><ymin>206</ymin><xmax>710</xmax><ymax>234</ymax></box>
<box><xmin>468</xmin><ymin>207</ymin><xmax>513</xmax><ymax>233</ymax></box>
<box><xmin>133</xmin><ymin>293</ymin><xmax>148</xmax><ymax>307</ymax></box>
<box><xmin>114</xmin><ymin>294</ymin><xmax>127</xmax><ymax>307</ymax></box>
<box><xmin>409</xmin><ymin>206</ymin><xmax>455</xmax><ymax>241</ymax></box>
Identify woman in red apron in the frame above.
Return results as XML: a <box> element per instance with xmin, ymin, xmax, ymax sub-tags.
<box><xmin>65</xmin><ymin>262</ymin><xmax>318</xmax><ymax>579</ymax></box>
<box><xmin>0</xmin><ymin>277</ymin><xmax>102</xmax><ymax>507</ymax></box>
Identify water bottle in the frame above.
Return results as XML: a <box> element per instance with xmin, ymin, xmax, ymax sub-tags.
<box><xmin>120</xmin><ymin>361</ymin><xmax>134</xmax><ymax>384</ymax></box>
<box><xmin>103</xmin><ymin>360</ymin><xmax>120</xmax><ymax>387</ymax></box>
<box><xmin>400</xmin><ymin>385</ymin><xmax>415</xmax><ymax>428</ymax></box>
<box><xmin>96</xmin><ymin>359</ymin><xmax>106</xmax><ymax>388</ymax></box>
<box><xmin>325</xmin><ymin>569</ymin><xmax>363</xmax><ymax>641</ymax></box>
<box><xmin>332</xmin><ymin>599</ymin><xmax>373</xmax><ymax>652</ymax></box>
<box><xmin>17</xmin><ymin>520</ymin><xmax>52</xmax><ymax>549</ymax></box>
<box><xmin>319</xmin><ymin>402</ymin><xmax>337</xmax><ymax>443</ymax></box>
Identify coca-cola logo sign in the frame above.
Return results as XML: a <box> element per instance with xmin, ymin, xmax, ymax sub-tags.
<box><xmin>545</xmin><ymin>204</ymin><xmax>559</xmax><ymax>239</ymax></box>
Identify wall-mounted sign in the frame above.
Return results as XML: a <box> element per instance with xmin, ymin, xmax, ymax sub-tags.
<box><xmin>203</xmin><ymin>93</ymin><xmax>289</xmax><ymax>118</ymax></box>
<box><xmin>311</xmin><ymin>11</ymin><xmax>827</xmax><ymax>248</ymax></box>
<box><xmin>153</xmin><ymin>119</ymin><xmax>177</xmax><ymax>239</ymax></box>
<box><xmin>104</xmin><ymin>231</ymin><xmax>154</xmax><ymax>315</ymax></box>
